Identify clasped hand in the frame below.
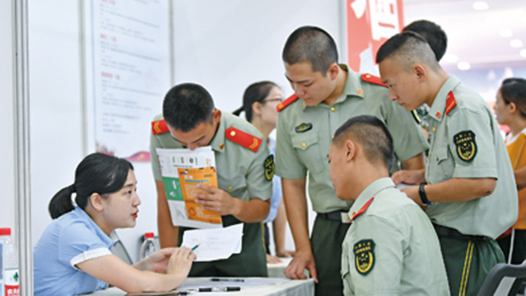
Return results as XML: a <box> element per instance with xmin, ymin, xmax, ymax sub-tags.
<box><xmin>194</xmin><ymin>184</ymin><xmax>239</xmax><ymax>216</ymax></box>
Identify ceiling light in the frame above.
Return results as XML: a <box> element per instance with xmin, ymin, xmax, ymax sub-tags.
<box><xmin>485</xmin><ymin>15</ymin><xmax>499</xmax><ymax>25</ymax></box>
<box><xmin>499</xmin><ymin>29</ymin><xmax>513</xmax><ymax>38</ymax></box>
<box><xmin>457</xmin><ymin>61</ymin><xmax>471</xmax><ymax>71</ymax></box>
<box><xmin>520</xmin><ymin>49</ymin><xmax>526</xmax><ymax>58</ymax></box>
<box><xmin>473</xmin><ymin>1</ymin><xmax>489</xmax><ymax>11</ymax></box>
<box><xmin>510</xmin><ymin>39</ymin><xmax>524</xmax><ymax>48</ymax></box>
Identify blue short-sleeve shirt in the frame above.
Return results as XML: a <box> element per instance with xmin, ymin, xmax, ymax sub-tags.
<box><xmin>34</xmin><ymin>207</ymin><xmax>116</xmax><ymax>296</ymax></box>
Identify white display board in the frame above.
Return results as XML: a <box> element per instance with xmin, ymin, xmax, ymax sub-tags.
<box><xmin>84</xmin><ymin>0</ymin><xmax>171</xmax><ymax>161</ymax></box>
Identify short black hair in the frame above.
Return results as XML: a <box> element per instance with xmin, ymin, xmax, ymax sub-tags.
<box><xmin>333</xmin><ymin>115</ymin><xmax>393</xmax><ymax>169</ymax></box>
<box><xmin>163</xmin><ymin>83</ymin><xmax>215</xmax><ymax>132</ymax></box>
<box><xmin>376</xmin><ymin>31</ymin><xmax>438</xmax><ymax>71</ymax></box>
<box><xmin>282</xmin><ymin>26</ymin><xmax>338</xmax><ymax>75</ymax></box>
<box><xmin>403</xmin><ymin>20</ymin><xmax>447</xmax><ymax>61</ymax></box>
<box><xmin>233</xmin><ymin>81</ymin><xmax>279</xmax><ymax>122</ymax></box>
<box><xmin>500</xmin><ymin>78</ymin><xmax>526</xmax><ymax>119</ymax></box>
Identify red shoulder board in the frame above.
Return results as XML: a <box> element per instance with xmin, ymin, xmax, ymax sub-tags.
<box><xmin>350</xmin><ymin>197</ymin><xmax>374</xmax><ymax>222</ymax></box>
<box><xmin>445</xmin><ymin>91</ymin><xmax>457</xmax><ymax>115</ymax></box>
<box><xmin>225</xmin><ymin>127</ymin><xmax>262</xmax><ymax>152</ymax></box>
<box><xmin>152</xmin><ymin>119</ymin><xmax>169</xmax><ymax>135</ymax></box>
<box><xmin>361</xmin><ymin>73</ymin><xmax>387</xmax><ymax>87</ymax></box>
<box><xmin>277</xmin><ymin>94</ymin><xmax>300</xmax><ymax>112</ymax></box>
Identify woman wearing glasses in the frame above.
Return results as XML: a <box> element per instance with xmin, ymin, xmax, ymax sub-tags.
<box><xmin>234</xmin><ymin>81</ymin><xmax>295</xmax><ymax>263</ymax></box>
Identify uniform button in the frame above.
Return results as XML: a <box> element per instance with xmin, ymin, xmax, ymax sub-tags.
<box><xmin>228</xmin><ymin>186</ymin><xmax>233</xmax><ymax>191</ymax></box>
<box><xmin>230</xmin><ymin>131</ymin><xmax>236</xmax><ymax>137</ymax></box>
<box><xmin>432</xmin><ymin>127</ymin><xmax>436</xmax><ymax>132</ymax></box>
<box><xmin>301</xmin><ymin>142</ymin><xmax>306</xmax><ymax>148</ymax></box>
<box><xmin>427</xmin><ymin>154</ymin><xmax>430</xmax><ymax>159</ymax></box>
<box><xmin>331</xmin><ymin>107</ymin><xmax>336</xmax><ymax>112</ymax></box>
<box><xmin>435</xmin><ymin>111</ymin><xmax>442</xmax><ymax>118</ymax></box>
<box><xmin>219</xmin><ymin>143</ymin><xmax>224</xmax><ymax>150</ymax></box>
<box><xmin>357</xmin><ymin>89</ymin><xmax>363</xmax><ymax>96</ymax></box>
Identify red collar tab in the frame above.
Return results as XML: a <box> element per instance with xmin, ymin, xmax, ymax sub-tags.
<box><xmin>445</xmin><ymin>91</ymin><xmax>457</xmax><ymax>115</ymax></box>
<box><xmin>361</xmin><ymin>74</ymin><xmax>387</xmax><ymax>87</ymax></box>
<box><xmin>225</xmin><ymin>127</ymin><xmax>262</xmax><ymax>152</ymax></box>
<box><xmin>350</xmin><ymin>197</ymin><xmax>375</xmax><ymax>222</ymax></box>
<box><xmin>152</xmin><ymin>119</ymin><xmax>169</xmax><ymax>135</ymax></box>
<box><xmin>277</xmin><ymin>94</ymin><xmax>300</xmax><ymax>112</ymax></box>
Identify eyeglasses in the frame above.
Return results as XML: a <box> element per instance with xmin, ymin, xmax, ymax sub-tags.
<box><xmin>263</xmin><ymin>98</ymin><xmax>284</xmax><ymax>103</ymax></box>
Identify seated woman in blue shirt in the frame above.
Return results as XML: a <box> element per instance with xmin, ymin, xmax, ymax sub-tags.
<box><xmin>34</xmin><ymin>153</ymin><xmax>196</xmax><ymax>295</ymax></box>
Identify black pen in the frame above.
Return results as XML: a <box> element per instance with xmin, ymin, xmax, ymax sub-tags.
<box><xmin>210</xmin><ymin>278</ymin><xmax>245</xmax><ymax>282</ymax></box>
<box><xmin>198</xmin><ymin>287</ymin><xmax>241</xmax><ymax>292</ymax></box>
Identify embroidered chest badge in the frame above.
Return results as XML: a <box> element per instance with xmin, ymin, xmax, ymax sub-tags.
<box><xmin>454</xmin><ymin>130</ymin><xmax>477</xmax><ymax>162</ymax></box>
<box><xmin>264</xmin><ymin>155</ymin><xmax>275</xmax><ymax>181</ymax></box>
<box><xmin>295</xmin><ymin>122</ymin><xmax>312</xmax><ymax>133</ymax></box>
<box><xmin>354</xmin><ymin>239</ymin><xmax>375</xmax><ymax>275</ymax></box>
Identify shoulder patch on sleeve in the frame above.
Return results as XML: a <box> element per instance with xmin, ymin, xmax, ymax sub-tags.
<box><xmin>354</xmin><ymin>239</ymin><xmax>376</xmax><ymax>275</ymax></box>
<box><xmin>454</xmin><ymin>130</ymin><xmax>477</xmax><ymax>162</ymax></box>
<box><xmin>225</xmin><ymin>127</ymin><xmax>262</xmax><ymax>152</ymax></box>
<box><xmin>277</xmin><ymin>94</ymin><xmax>300</xmax><ymax>112</ymax></box>
<box><xmin>445</xmin><ymin>91</ymin><xmax>457</xmax><ymax>115</ymax></box>
<box><xmin>264</xmin><ymin>155</ymin><xmax>275</xmax><ymax>181</ymax></box>
<box><xmin>152</xmin><ymin>119</ymin><xmax>169</xmax><ymax>135</ymax></box>
<box><xmin>361</xmin><ymin>73</ymin><xmax>387</xmax><ymax>87</ymax></box>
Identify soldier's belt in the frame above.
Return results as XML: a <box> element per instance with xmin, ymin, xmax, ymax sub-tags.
<box><xmin>433</xmin><ymin>224</ymin><xmax>489</xmax><ymax>241</ymax></box>
<box><xmin>318</xmin><ymin>210</ymin><xmax>351</xmax><ymax>223</ymax></box>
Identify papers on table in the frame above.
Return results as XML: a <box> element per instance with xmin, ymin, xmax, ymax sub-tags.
<box><xmin>156</xmin><ymin>147</ymin><xmax>222</xmax><ymax>228</ymax></box>
<box><xmin>181</xmin><ymin>224</ymin><xmax>243</xmax><ymax>262</ymax></box>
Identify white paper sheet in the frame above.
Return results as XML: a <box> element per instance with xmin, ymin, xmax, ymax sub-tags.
<box><xmin>181</xmin><ymin>224</ymin><xmax>243</xmax><ymax>262</ymax></box>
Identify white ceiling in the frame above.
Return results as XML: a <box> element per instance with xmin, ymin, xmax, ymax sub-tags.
<box><xmin>404</xmin><ymin>0</ymin><xmax>526</xmax><ymax>71</ymax></box>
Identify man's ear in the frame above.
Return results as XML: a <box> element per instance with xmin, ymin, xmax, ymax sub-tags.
<box><xmin>90</xmin><ymin>193</ymin><xmax>105</xmax><ymax>212</ymax></box>
<box><xmin>344</xmin><ymin>139</ymin><xmax>357</xmax><ymax>162</ymax></box>
<box><xmin>414</xmin><ymin>65</ymin><xmax>427</xmax><ymax>82</ymax></box>
<box><xmin>212</xmin><ymin>108</ymin><xmax>222</xmax><ymax>124</ymax></box>
<box><xmin>327</xmin><ymin>62</ymin><xmax>340</xmax><ymax>81</ymax></box>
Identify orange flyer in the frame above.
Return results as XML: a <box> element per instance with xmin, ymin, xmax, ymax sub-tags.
<box><xmin>177</xmin><ymin>167</ymin><xmax>222</xmax><ymax>224</ymax></box>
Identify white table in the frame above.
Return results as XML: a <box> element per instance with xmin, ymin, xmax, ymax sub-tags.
<box><xmin>85</xmin><ymin>277</ymin><xmax>314</xmax><ymax>296</ymax></box>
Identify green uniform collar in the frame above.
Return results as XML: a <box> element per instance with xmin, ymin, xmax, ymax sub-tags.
<box><xmin>426</xmin><ymin>76</ymin><xmax>461</xmax><ymax>122</ymax></box>
<box><xmin>347</xmin><ymin>177</ymin><xmax>395</xmax><ymax>217</ymax></box>
<box><xmin>209</xmin><ymin>112</ymin><xmax>227</xmax><ymax>153</ymax></box>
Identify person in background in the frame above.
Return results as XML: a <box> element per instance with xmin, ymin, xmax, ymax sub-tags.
<box><xmin>403</xmin><ymin>19</ymin><xmax>447</xmax><ymax>61</ymax></box>
<box><xmin>329</xmin><ymin>115</ymin><xmax>449</xmax><ymax>296</ymax></box>
<box><xmin>150</xmin><ymin>83</ymin><xmax>272</xmax><ymax>276</ymax></box>
<box><xmin>377</xmin><ymin>31</ymin><xmax>518</xmax><ymax>296</ymax></box>
<box><xmin>233</xmin><ymin>81</ymin><xmax>295</xmax><ymax>263</ymax></box>
<box><xmin>403</xmin><ymin>19</ymin><xmax>448</xmax><ymax>125</ymax></box>
<box><xmin>33</xmin><ymin>153</ymin><xmax>195</xmax><ymax>296</ymax></box>
<box><xmin>494</xmin><ymin>78</ymin><xmax>526</xmax><ymax>264</ymax></box>
<box><xmin>276</xmin><ymin>25</ymin><xmax>429</xmax><ymax>295</ymax></box>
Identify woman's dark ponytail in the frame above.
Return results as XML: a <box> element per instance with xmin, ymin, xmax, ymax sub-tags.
<box><xmin>48</xmin><ymin>184</ymin><xmax>76</xmax><ymax>219</ymax></box>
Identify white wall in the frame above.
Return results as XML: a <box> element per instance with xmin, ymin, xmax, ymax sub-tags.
<box><xmin>0</xmin><ymin>1</ymin><xmax>15</xmax><ymax>233</ymax></box>
<box><xmin>172</xmin><ymin>0</ymin><xmax>343</xmax><ymax>112</ymax></box>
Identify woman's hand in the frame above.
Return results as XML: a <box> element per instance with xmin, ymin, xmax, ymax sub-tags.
<box><xmin>166</xmin><ymin>247</ymin><xmax>196</xmax><ymax>279</ymax></box>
